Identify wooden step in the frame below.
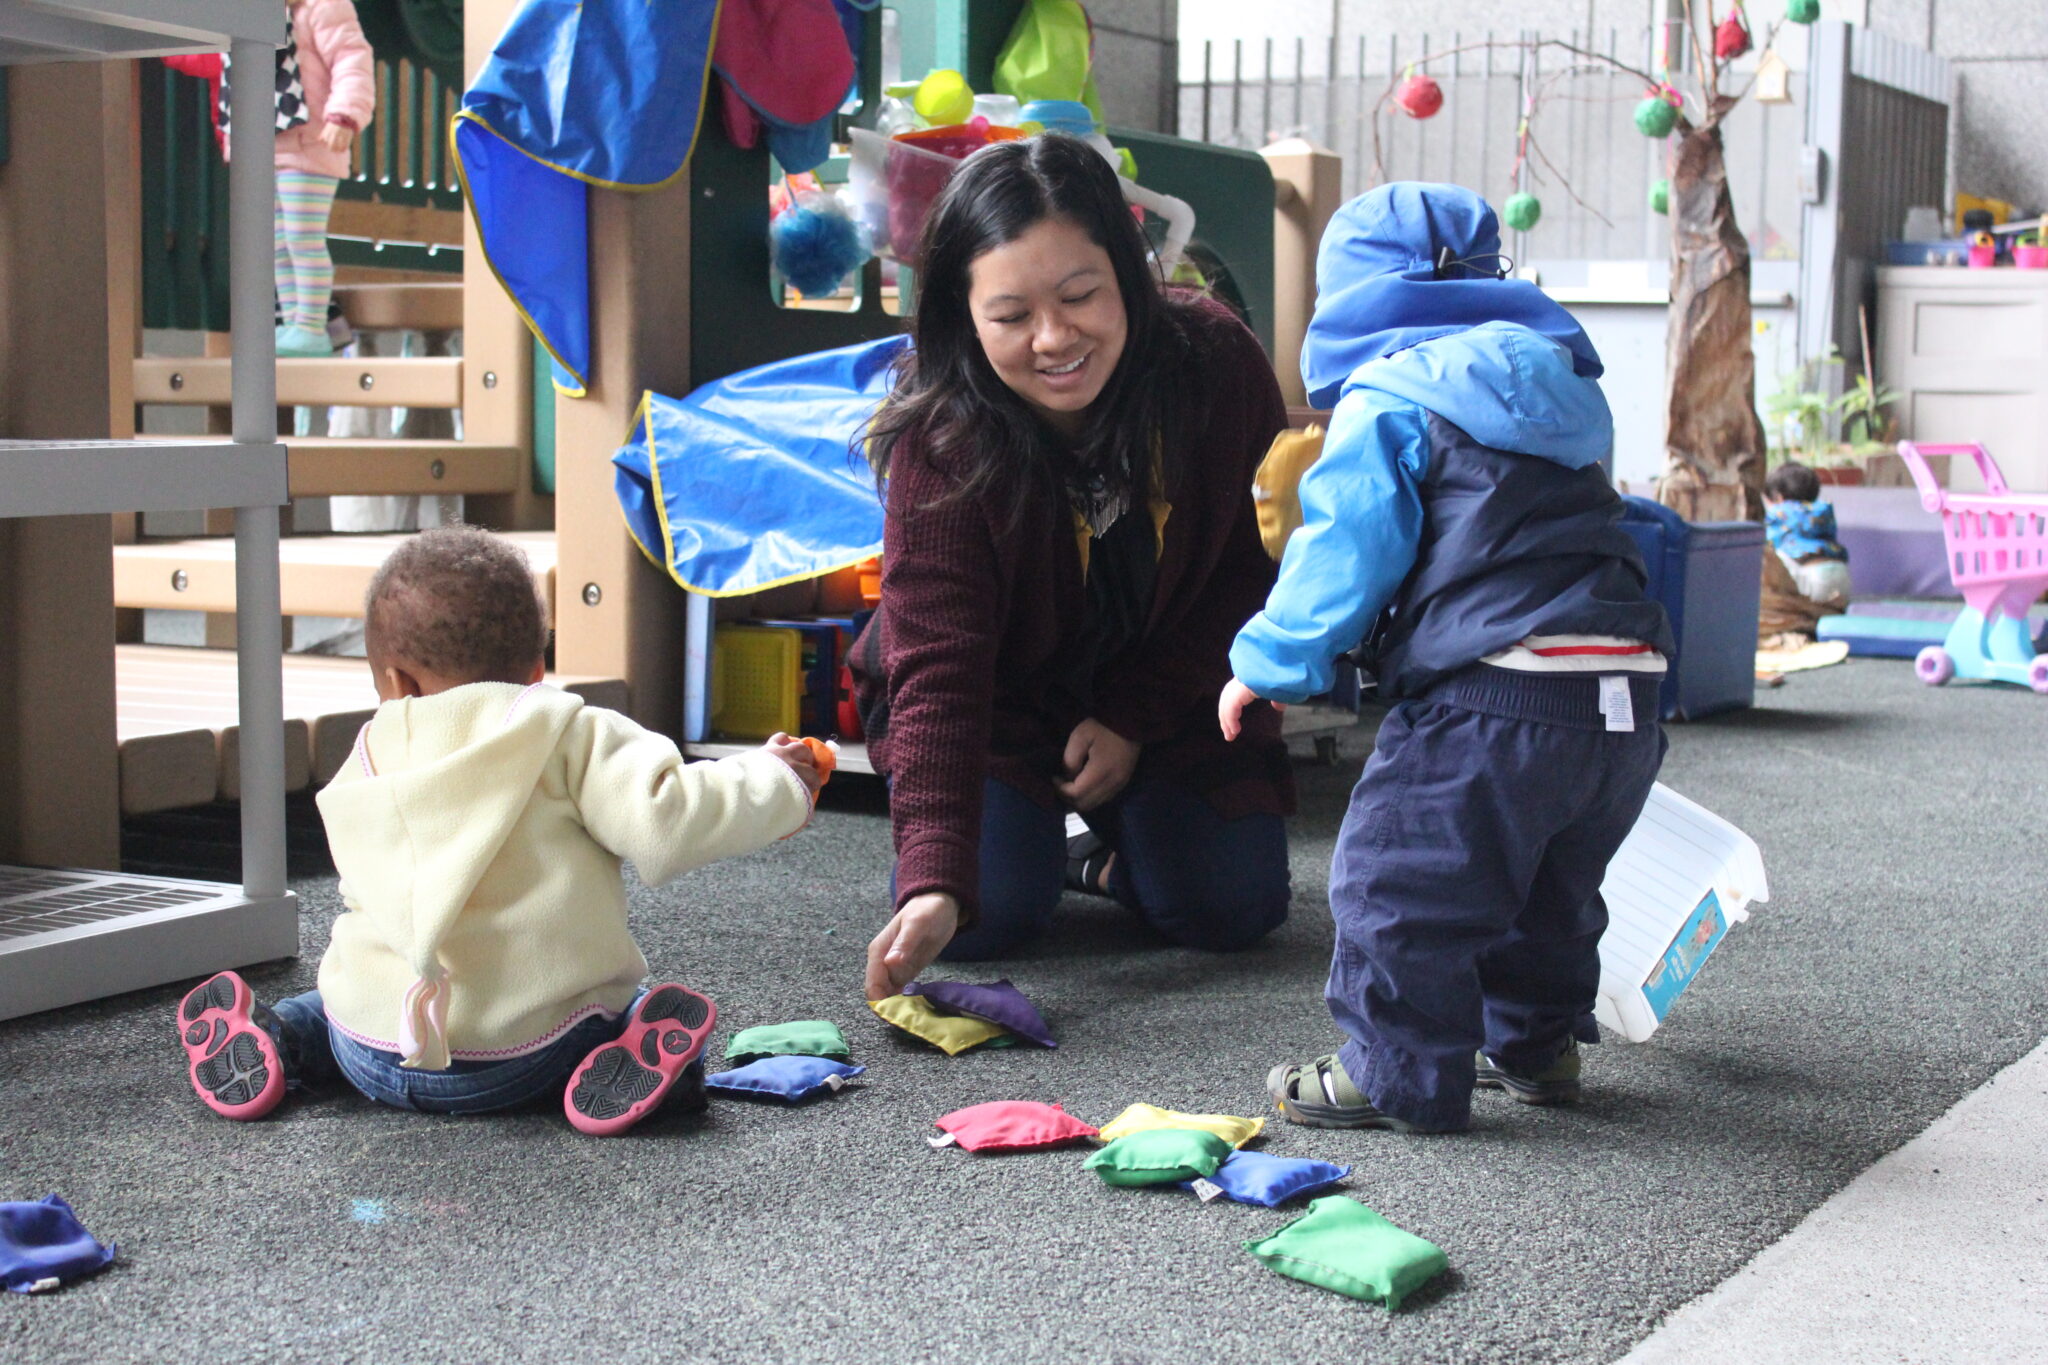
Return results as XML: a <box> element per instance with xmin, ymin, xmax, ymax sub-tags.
<box><xmin>114</xmin><ymin>531</ymin><xmax>558</xmax><ymax>620</ymax></box>
<box><xmin>285</xmin><ymin>437</ymin><xmax>522</xmax><ymax>496</ymax></box>
<box><xmin>114</xmin><ymin>644</ymin><xmax>628</xmax><ymax>815</ymax></box>
<box><xmin>334</xmin><ymin>282</ymin><xmax>464</xmax><ymax>332</ymax></box>
<box><xmin>135</xmin><ymin>356</ymin><xmax>463</xmax><ymax>409</ymax></box>
<box><xmin>329</xmin><ymin>198</ymin><xmax>464</xmax><ymax>249</ymax></box>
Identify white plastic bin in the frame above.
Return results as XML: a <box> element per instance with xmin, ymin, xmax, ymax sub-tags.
<box><xmin>1596</xmin><ymin>783</ymin><xmax>1770</xmax><ymax>1041</ymax></box>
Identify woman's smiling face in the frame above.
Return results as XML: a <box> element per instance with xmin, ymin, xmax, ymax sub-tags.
<box><xmin>965</xmin><ymin>216</ymin><xmax>1128</xmax><ymax>435</ymax></box>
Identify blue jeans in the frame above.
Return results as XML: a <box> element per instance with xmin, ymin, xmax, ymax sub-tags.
<box><xmin>268</xmin><ymin>990</ymin><xmax>637</xmax><ymax>1116</ymax></box>
<box><xmin>934</xmin><ymin>773</ymin><xmax>1291</xmax><ymax>960</ymax></box>
<box><xmin>1327</xmin><ymin>670</ymin><xmax>1666</xmax><ymax>1132</ymax></box>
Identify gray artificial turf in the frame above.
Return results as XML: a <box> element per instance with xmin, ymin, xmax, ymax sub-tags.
<box><xmin>6</xmin><ymin>658</ymin><xmax>2046</xmax><ymax>1363</ymax></box>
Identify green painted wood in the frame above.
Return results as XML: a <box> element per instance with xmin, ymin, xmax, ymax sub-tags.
<box><xmin>140</xmin><ymin>62</ymin><xmax>230</xmax><ymax>332</ymax></box>
<box><xmin>1107</xmin><ymin>128</ymin><xmax>1275</xmax><ymax>354</ymax></box>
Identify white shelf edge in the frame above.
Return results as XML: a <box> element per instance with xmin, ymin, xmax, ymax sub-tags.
<box><xmin>0</xmin><ymin>0</ymin><xmax>284</xmax><ymax>65</ymax></box>
<box><xmin>0</xmin><ymin>865</ymin><xmax>299</xmax><ymax>1022</ymax></box>
<box><xmin>0</xmin><ymin>438</ymin><xmax>289</xmax><ymax>518</ymax></box>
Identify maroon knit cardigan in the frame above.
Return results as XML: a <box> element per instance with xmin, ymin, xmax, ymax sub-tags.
<box><xmin>854</xmin><ymin>303</ymin><xmax>1296</xmax><ymax>924</ymax></box>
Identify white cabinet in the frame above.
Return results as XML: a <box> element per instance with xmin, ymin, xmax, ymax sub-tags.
<box><xmin>1878</xmin><ymin>266</ymin><xmax>2048</xmax><ymax>492</ymax></box>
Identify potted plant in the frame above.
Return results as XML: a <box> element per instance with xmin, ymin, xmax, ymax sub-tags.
<box><xmin>1760</xmin><ymin>350</ymin><xmax>1900</xmax><ymax>485</ymax></box>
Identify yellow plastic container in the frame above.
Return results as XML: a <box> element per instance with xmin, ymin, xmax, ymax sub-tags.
<box><xmin>711</xmin><ymin>625</ymin><xmax>802</xmax><ymax>739</ymax></box>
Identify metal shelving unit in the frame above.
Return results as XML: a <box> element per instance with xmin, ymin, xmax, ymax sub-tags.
<box><xmin>0</xmin><ymin>0</ymin><xmax>298</xmax><ymax>1020</ymax></box>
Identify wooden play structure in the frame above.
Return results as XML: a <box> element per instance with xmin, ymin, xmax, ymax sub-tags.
<box><xmin>0</xmin><ymin>0</ymin><xmax>1346</xmax><ymax>1019</ymax></box>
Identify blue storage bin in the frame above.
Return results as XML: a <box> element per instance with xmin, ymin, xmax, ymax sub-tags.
<box><xmin>1618</xmin><ymin>496</ymin><xmax>1764</xmax><ymax>721</ymax></box>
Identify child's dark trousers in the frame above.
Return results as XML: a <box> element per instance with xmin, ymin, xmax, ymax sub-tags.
<box><xmin>1327</xmin><ymin>667</ymin><xmax>1666</xmax><ymax>1131</ymax></box>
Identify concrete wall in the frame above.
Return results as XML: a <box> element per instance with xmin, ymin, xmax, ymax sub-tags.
<box><xmin>1866</xmin><ymin>0</ymin><xmax>2048</xmax><ymax>214</ymax></box>
<box><xmin>1086</xmin><ymin>0</ymin><xmax>1182</xmax><ymax>133</ymax></box>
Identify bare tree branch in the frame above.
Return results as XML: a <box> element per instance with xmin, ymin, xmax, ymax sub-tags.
<box><xmin>1526</xmin><ymin>127</ymin><xmax>1618</xmax><ymax>228</ymax></box>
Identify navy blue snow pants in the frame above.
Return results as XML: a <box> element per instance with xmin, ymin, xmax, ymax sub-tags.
<box><xmin>1328</xmin><ymin>667</ymin><xmax>1666</xmax><ymax>1132</ymax></box>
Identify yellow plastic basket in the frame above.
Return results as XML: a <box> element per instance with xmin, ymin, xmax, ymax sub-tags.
<box><xmin>711</xmin><ymin>625</ymin><xmax>802</xmax><ymax>739</ymax></box>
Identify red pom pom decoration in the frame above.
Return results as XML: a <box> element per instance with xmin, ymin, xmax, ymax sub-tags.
<box><xmin>1714</xmin><ymin>14</ymin><xmax>1752</xmax><ymax>59</ymax></box>
<box><xmin>1394</xmin><ymin>73</ymin><xmax>1444</xmax><ymax>120</ymax></box>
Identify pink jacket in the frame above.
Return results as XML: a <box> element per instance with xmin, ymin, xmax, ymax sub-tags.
<box><xmin>217</xmin><ymin>0</ymin><xmax>377</xmax><ymax>179</ymax></box>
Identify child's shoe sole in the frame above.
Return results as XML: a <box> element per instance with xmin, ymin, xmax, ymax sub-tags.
<box><xmin>564</xmin><ymin>985</ymin><xmax>716</xmax><ymax>1136</ymax></box>
<box><xmin>177</xmin><ymin>971</ymin><xmax>285</xmax><ymax>1121</ymax></box>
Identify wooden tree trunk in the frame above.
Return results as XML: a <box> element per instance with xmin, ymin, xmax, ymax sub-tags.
<box><xmin>1658</xmin><ymin>121</ymin><xmax>1767</xmax><ymax>523</ymax></box>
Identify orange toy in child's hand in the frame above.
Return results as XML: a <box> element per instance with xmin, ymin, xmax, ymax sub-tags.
<box><xmin>799</xmin><ymin>737</ymin><xmax>839</xmax><ymax>785</ymax></box>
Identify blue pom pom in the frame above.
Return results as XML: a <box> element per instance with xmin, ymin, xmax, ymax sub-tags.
<box><xmin>773</xmin><ymin>197</ymin><xmax>871</xmax><ymax>300</ymax></box>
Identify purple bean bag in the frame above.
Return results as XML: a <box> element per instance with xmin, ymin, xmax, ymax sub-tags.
<box><xmin>905</xmin><ymin>979</ymin><xmax>1056</xmax><ymax>1048</ymax></box>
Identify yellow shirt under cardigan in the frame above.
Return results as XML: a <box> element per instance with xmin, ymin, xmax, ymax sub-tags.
<box><xmin>315</xmin><ymin>681</ymin><xmax>812</xmax><ymax>1070</ymax></box>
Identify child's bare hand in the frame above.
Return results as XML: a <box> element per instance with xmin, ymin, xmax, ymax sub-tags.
<box><xmin>765</xmin><ymin>733</ymin><xmax>823</xmax><ymax>801</ymax></box>
<box><xmin>317</xmin><ymin>121</ymin><xmax>355</xmax><ymax>154</ymax></box>
<box><xmin>1218</xmin><ymin>677</ymin><xmax>1282</xmax><ymax>741</ymax></box>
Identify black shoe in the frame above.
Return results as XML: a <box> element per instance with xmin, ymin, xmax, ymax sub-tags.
<box><xmin>1475</xmin><ymin>1037</ymin><xmax>1582</xmax><ymax>1105</ymax></box>
<box><xmin>1064</xmin><ymin>829</ymin><xmax>1114</xmax><ymax>897</ymax></box>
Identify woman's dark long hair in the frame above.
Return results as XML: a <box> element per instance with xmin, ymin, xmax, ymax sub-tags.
<box><xmin>865</xmin><ymin>135</ymin><xmax>1209</xmax><ymax>525</ymax></box>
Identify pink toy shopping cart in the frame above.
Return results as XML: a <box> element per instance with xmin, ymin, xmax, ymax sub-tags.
<box><xmin>1894</xmin><ymin>441</ymin><xmax>2048</xmax><ymax>692</ymax></box>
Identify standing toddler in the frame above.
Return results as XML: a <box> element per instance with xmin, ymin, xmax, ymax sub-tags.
<box><xmin>1221</xmin><ymin>184</ymin><xmax>1673</xmax><ymax>1133</ymax></box>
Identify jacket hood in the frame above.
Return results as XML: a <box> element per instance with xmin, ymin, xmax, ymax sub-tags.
<box><xmin>1301</xmin><ymin>181</ymin><xmax>1603</xmax><ymax>409</ymax></box>
<box><xmin>315</xmin><ymin>681</ymin><xmax>581</xmax><ymax>1068</ymax></box>
<box><xmin>1351</xmin><ymin>322</ymin><xmax>1614</xmax><ymax>469</ymax></box>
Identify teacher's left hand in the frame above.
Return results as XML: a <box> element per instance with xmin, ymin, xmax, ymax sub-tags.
<box><xmin>1057</xmin><ymin>718</ymin><xmax>1139</xmax><ymax>812</ymax></box>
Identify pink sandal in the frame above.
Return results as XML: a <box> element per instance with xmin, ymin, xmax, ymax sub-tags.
<box><xmin>563</xmin><ymin>984</ymin><xmax>717</xmax><ymax>1136</ymax></box>
<box><xmin>176</xmin><ymin>971</ymin><xmax>286</xmax><ymax>1121</ymax></box>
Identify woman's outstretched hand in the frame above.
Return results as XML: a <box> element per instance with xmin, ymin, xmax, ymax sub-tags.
<box><xmin>865</xmin><ymin>893</ymin><xmax>960</xmax><ymax>1000</ymax></box>
<box><xmin>1056</xmin><ymin>718</ymin><xmax>1139</xmax><ymax>812</ymax></box>
<box><xmin>1218</xmin><ymin>677</ymin><xmax>1283</xmax><ymax>741</ymax></box>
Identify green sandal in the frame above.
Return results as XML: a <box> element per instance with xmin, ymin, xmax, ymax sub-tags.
<box><xmin>1474</xmin><ymin>1037</ymin><xmax>1582</xmax><ymax>1105</ymax></box>
<box><xmin>1266</xmin><ymin>1054</ymin><xmax>1419</xmax><ymax>1133</ymax></box>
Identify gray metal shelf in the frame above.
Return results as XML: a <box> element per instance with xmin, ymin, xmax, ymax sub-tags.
<box><xmin>0</xmin><ymin>0</ymin><xmax>280</xmax><ymax>65</ymax></box>
<box><xmin>0</xmin><ymin>438</ymin><xmax>288</xmax><ymax>517</ymax></box>
<box><xmin>1</xmin><ymin>0</ymin><xmax>298</xmax><ymax>1020</ymax></box>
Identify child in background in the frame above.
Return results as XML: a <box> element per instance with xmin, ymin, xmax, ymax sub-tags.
<box><xmin>177</xmin><ymin>527</ymin><xmax>823</xmax><ymax>1136</ymax></box>
<box><xmin>1765</xmin><ymin>461</ymin><xmax>1853</xmax><ymax>608</ymax></box>
<box><xmin>1220</xmin><ymin>183</ymin><xmax>1673</xmax><ymax>1134</ymax></box>
<box><xmin>166</xmin><ymin>0</ymin><xmax>377</xmax><ymax>356</ymax></box>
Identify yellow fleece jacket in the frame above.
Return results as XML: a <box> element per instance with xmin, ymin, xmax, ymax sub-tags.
<box><xmin>314</xmin><ymin>681</ymin><xmax>811</xmax><ymax>1068</ymax></box>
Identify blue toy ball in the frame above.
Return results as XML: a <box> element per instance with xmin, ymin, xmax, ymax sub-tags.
<box><xmin>773</xmin><ymin>193</ymin><xmax>872</xmax><ymax>300</ymax></box>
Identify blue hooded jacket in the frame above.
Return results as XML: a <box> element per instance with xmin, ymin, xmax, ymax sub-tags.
<box><xmin>1231</xmin><ymin>183</ymin><xmax>1669</xmax><ymax>703</ymax></box>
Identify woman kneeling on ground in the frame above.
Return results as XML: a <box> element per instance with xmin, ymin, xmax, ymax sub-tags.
<box><xmin>855</xmin><ymin>134</ymin><xmax>1295</xmax><ymax>999</ymax></box>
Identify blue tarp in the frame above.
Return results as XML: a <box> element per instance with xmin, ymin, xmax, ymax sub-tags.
<box><xmin>453</xmin><ymin>0</ymin><xmax>721</xmax><ymax>395</ymax></box>
<box><xmin>613</xmin><ymin>335</ymin><xmax>906</xmax><ymax>596</ymax></box>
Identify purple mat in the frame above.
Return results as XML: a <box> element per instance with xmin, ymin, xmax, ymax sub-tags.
<box><xmin>1829</xmin><ymin>487</ymin><xmax>1953</xmax><ymax>598</ymax></box>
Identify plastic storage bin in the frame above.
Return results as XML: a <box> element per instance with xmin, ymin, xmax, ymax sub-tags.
<box><xmin>1595</xmin><ymin>782</ymin><xmax>1769</xmax><ymax>1041</ymax></box>
<box><xmin>1617</xmin><ymin>496</ymin><xmax>1765</xmax><ymax>720</ymax></box>
<box><xmin>711</xmin><ymin>625</ymin><xmax>802</xmax><ymax>739</ymax></box>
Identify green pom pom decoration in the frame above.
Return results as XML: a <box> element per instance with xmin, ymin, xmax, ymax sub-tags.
<box><xmin>1785</xmin><ymin>0</ymin><xmax>1820</xmax><ymax>22</ymax></box>
<box><xmin>1649</xmin><ymin>178</ymin><xmax>1670</xmax><ymax>215</ymax></box>
<box><xmin>1634</xmin><ymin>96</ymin><xmax>1679</xmax><ymax>139</ymax></box>
<box><xmin>1502</xmin><ymin>192</ymin><xmax>1542</xmax><ymax>232</ymax></box>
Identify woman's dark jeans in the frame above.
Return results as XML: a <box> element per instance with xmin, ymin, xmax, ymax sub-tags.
<box><xmin>933</xmin><ymin>773</ymin><xmax>1290</xmax><ymax>959</ymax></box>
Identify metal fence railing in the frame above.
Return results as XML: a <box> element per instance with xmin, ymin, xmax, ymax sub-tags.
<box><xmin>1177</xmin><ymin>11</ymin><xmax>1808</xmax><ymax>264</ymax></box>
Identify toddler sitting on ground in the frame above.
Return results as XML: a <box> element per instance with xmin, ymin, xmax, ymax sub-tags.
<box><xmin>1765</xmin><ymin>461</ymin><xmax>1852</xmax><ymax>609</ymax></box>
<box><xmin>176</xmin><ymin>526</ymin><xmax>822</xmax><ymax>1135</ymax></box>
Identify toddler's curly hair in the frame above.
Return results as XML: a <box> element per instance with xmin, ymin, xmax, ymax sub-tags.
<box><xmin>363</xmin><ymin>525</ymin><xmax>548</xmax><ymax>685</ymax></box>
